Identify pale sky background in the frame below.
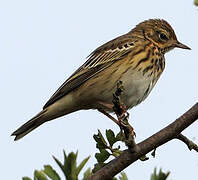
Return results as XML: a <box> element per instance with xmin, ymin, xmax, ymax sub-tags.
<box><xmin>1</xmin><ymin>0</ymin><xmax>198</xmax><ymax>179</ymax></box>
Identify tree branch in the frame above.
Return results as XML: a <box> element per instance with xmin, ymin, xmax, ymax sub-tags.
<box><xmin>89</xmin><ymin>103</ymin><xmax>198</xmax><ymax>180</ymax></box>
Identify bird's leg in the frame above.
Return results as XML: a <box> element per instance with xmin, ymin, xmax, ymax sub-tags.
<box><xmin>97</xmin><ymin>102</ymin><xmax>134</xmax><ymax>137</ymax></box>
<box><xmin>115</xmin><ymin>104</ymin><xmax>136</xmax><ymax>138</ymax></box>
<box><xmin>98</xmin><ymin>109</ymin><xmax>119</xmax><ymax>126</ymax></box>
<box><xmin>98</xmin><ymin>107</ymin><xmax>136</xmax><ymax>149</ymax></box>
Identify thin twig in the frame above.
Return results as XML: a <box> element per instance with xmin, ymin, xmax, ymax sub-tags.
<box><xmin>112</xmin><ymin>81</ymin><xmax>137</xmax><ymax>149</ymax></box>
<box><xmin>176</xmin><ymin>133</ymin><xmax>198</xmax><ymax>152</ymax></box>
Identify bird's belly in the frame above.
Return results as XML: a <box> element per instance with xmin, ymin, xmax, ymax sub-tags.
<box><xmin>74</xmin><ymin>67</ymin><xmax>155</xmax><ymax>112</ymax></box>
<box><xmin>120</xmin><ymin>72</ymin><xmax>154</xmax><ymax>109</ymax></box>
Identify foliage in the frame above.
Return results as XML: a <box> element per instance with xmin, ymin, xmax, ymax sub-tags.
<box><xmin>22</xmin><ymin>147</ymin><xmax>128</xmax><ymax>180</ymax></box>
<box><xmin>22</xmin><ymin>151</ymin><xmax>90</xmax><ymax>180</ymax></box>
<box><xmin>151</xmin><ymin>168</ymin><xmax>170</xmax><ymax>180</ymax></box>
<box><xmin>22</xmin><ymin>130</ymin><xmax>170</xmax><ymax>180</ymax></box>
<box><xmin>195</xmin><ymin>0</ymin><xmax>198</xmax><ymax>6</ymax></box>
<box><xmin>92</xmin><ymin>129</ymin><xmax>122</xmax><ymax>173</ymax></box>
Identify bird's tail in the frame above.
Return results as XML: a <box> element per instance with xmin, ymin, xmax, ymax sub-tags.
<box><xmin>11</xmin><ymin>109</ymin><xmax>49</xmax><ymax>141</ymax></box>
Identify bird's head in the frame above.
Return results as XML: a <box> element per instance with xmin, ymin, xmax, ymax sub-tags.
<box><xmin>130</xmin><ymin>19</ymin><xmax>191</xmax><ymax>53</ymax></box>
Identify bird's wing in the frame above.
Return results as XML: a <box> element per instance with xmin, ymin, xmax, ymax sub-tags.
<box><xmin>43</xmin><ymin>35</ymin><xmax>136</xmax><ymax>109</ymax></box>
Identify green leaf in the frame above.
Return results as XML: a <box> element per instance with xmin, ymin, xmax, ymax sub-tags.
<box><xmin>76</xmin><ymin>156</ymin><xmax>90</xmax><ymax>176</ymax></box>
<box><xmin>151</xmin><ymin>168</ymin><xmax>157</xmax><ymax>180</ymax></box>
<box><xmin>151</xmin><ymin>168</ymin><xmax>170</xmax><ymax>180</ymax></box>
<box><xmin>96</xmin><ymin>141</ymin><xmax>106</xmax><ymax>149</ymax></box>
<box><xmin>43</xmin><ymin>165</ymin><xmax>61</xmax><ymax>180</ymax></box>
<box><xmin>93</xmin><ymin>134</ymin><xmax>101</xmax><ymax>144</ymax></box>
<box><xmin>119</xmin><ymin>172</ymin><xmax>128</xmax><ymax>180</ymax></box>
<box><xmin>115</xmin><ymin>132</ymin><xmax>122</xmax><ymax>141</ymax></box>
<box><xmin>63</xmin><ymin>150</ymin><xmax>68</xmax><ymax>169</ymax></box>
<box><xmin>63</xmin><ymin>150</ymin><xmax>71</xmax><ymax>177</ymax></box>
<box><xmin>98</xmin><ymin>130</ymin><xmax>107</xmax><ymax>146</ymax></box>
<box><xmin>112</xmin><ymin>149</ymin><xmax>122</xmax><ymax>157</ymax></box>
<box><xmin>52</xmin><ymin>150</ymin><xmax>90</xmax><ymax>180</ymax></box>
<box><xmin>83</xmin><ymin>168</ymin><xmax>92</xmax><ymax>180</ymax></box>
<box><xmin>195</xmin><ymin>0</ymin><xmax>198</xmax><ymax>6</ymax></box>
<box><xmin>139</xmin><ymin>155</ymin><xmax>149</xmax><ymax>161</ymax></box>
<box><xmin>67</xmin><ymin>151</ymin><xmax>78</xmax><ymax>179</ymax></box>
<box><xmin>22</xmin><ymin>177</ymin><xmax>32</xmax><ymax>180</ymax></box>
<box><xmin>93</xmin><ymin>131</ymin><xmax>107</xmax><ymax>149</ymax></box>
<box><xmin>53</xmin><ymin>155</ymin><xmax>66</xmax><ymax>177</ymax></box>
<box><xmin>95</xmin><ymin>149</ymin><xmax>110</xmax><ymax>163</ymax></box>
<box><xmin>106</xmin><ymin>129</ymin><xmax>117</xmax><ymax>147</ymax></box>
<box><xmin>34</xmin><ymin>170</ymin><xmax>48</xmax><ymax>180</ymax></box>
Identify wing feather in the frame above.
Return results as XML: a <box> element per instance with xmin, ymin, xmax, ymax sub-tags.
<box><xmin>43</xmin><ymin>35</ymin><xmax>136</xmax><ymax>109</ymax></box>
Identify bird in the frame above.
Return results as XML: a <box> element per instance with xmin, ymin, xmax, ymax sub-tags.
<box><xmin>11</xmin><ymin>19</ymin><xmax>191</xmax><ymax>141</ymax></box>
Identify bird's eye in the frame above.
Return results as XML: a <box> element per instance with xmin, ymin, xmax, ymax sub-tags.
<box><xmin>159</xmin><ymin>33</ymin><xmax>168</xmax><ymax>41</ymax></box>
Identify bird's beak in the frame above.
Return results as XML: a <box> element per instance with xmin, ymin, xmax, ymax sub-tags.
<box><xmin>175</xmin><ymin>41</ymin><xmax>191</xmax><ymax>50</ymax></box>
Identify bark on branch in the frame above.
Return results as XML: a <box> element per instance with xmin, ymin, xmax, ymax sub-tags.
<box><xmin>89</xmin><ymin>103</ymin><xmax>198</xmax><ymax>180</ymax></box>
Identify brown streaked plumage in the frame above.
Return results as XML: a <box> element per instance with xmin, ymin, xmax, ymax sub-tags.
<box><xmin>11</xmin><ymin>19</ymin><xmax>191</xmax><ymax>140</ymax></box>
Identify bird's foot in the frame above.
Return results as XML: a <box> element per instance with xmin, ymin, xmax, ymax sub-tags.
<box><xmin>115</xmin><ymin>103</ymin><xmax>136</xmax><ymax>138</ymax></box>
<box><xmin>117</xmin><ymin>108</ymin><xmax>136</xmax><ymax>139</ymax></box>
